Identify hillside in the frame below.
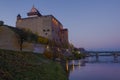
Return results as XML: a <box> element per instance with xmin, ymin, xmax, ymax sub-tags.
<box><xmin>0</xmin><ymin>49</ymin><xmax>68</xmax><ymax>80</ymax></box>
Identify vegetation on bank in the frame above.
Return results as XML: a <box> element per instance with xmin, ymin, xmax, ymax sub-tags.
<box><xmin>66</xmin><ymin>48</ymin><xmax>86</xmax><ymax>60</ymax></box>
<box><xmin>0</xmin><ymin>49</ymin><xmax>68</xmax><ymax>80</ymax></box>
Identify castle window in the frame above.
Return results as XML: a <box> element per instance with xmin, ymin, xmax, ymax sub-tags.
<box><xmin>43</xmin><ymin>29</ymin><xmax>46</xmax><ymax>32</ymax></box>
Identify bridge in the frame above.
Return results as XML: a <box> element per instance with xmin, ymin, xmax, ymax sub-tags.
<box><xmin>82</xmin><ymin>51</ymin><xmax>120</xmax><ymax>56</ymax></box>
<box><xmin>81</xmin><ymin>51</ymin><xmax>120</xmax><ymax>61</ymax></box>
<box><xmin>83</xmin><ymin>51</ymin><xmax>120</xmax><ymax>53</ymax></box>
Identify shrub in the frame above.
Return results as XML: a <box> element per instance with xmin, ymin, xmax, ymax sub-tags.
<box><xmin>43</xmin><ymin>50</ymin><xmax>53</xmax><ymax>59</ymax></box>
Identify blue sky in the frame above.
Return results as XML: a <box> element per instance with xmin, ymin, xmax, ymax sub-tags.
<box><xmin>0</xmin><ymin>0</ymin><xmax>120</xmax><ymax>51</ymax></box>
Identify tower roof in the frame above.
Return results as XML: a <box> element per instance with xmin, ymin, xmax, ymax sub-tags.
<box><xmin>27</xmin><ymin>6</ymin><xmax>42</xmax><ymax>17</ymax></box>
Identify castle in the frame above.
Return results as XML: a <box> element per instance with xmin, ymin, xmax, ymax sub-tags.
<box><xmin>0</xmin><ymin>6</ymin><xmax>69</xmax><ymax>53</ymax></box>
<box><xmin>16</xmin><ymin>6</ymin><xmax>68</xmax><ymax>45</ymax></box>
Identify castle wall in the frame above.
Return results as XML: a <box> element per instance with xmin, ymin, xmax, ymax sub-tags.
<box><xmin>0</xmin><ymin>26</ymin><xmax>20</xmax><ymax>51</ymax></box>
<box><xmin>51</xmin><ymin>17</ymin><xmax>63</xmax><ymax>43</ymax></box>
<box><xmin>22</xmin><ymin>42</ymin><xmax>46</xmax><ymax>53</ymax></box>
<box><xmin>0</xmin><ymin>25</ymin><xmax>46</xmax><ymax>53</ymax></box>
<box><xmin>62</xmin><ymin>29</ymin><xmax>69</xmax><ymax>44</ymax></box>
<box><xmin>16</xmin><ymin>16</ymin><xmax>52</xmax><ymax>40</ymax></box>
<box><xmin>22</xmin><ymin>42</ymin><xmax>34</xmax><ymax>52</ymax></box>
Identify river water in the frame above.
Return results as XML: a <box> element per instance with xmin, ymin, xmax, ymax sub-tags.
<box><xmin>68</xmin><ymin>56</ymin><xmax>120</xmax><ymax>80</ymax></box>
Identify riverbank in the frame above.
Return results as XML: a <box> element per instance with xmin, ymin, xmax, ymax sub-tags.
<box><xmin>0</xmin><ymin>49</ymin><xmax>68</xmax><ymax>80</ymax></box>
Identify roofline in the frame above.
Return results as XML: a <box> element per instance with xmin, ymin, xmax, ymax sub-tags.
<box><xmin>18</xmin><ymin>14</ymin><xmax>63</xmax><ymax>26</ymax></box>
<box><xmin>49</xmin><ymin>15</ymin><xmax>63</xmax><ymax>26</ymax></box>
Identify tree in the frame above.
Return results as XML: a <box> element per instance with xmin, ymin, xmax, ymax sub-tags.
<box><xmin>0</xmin><ymin>21</ymin><xmax>4</xmax><ymax>26</ymax></box>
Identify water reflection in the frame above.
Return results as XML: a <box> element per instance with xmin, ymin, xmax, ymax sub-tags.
<box><xmin>85</xmin><ymin>55</ymin><xmax>120</xmax><ymax>63</ymax></box>
<box><xmin>66</xmin><ymin>56</ymin><xmax>120</xmax><ymax>72</ymax></box>
<box><xmin>66</xmin><ymin>59</ymin><xmax>86</xmax><ymax>73</ymax></box>
<box><xmin>66</xmin><ymin>60</ymin><xmax>69</xmax><ymax>72</ymax></box>
<box><xmin>67</xmin><ymin>56</ymin><xmax>120</xmax><ymax>80</ymax></box>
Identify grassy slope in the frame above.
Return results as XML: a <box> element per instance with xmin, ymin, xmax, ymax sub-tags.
<box><xmin>0</xmin><ymin>49</ymin><xmax>67</xmax><ymax>80</ymax></box>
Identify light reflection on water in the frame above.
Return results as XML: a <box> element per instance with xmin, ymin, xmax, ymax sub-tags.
<box><xmin>68</xmin><ymin>56</ymin><xmax>120</xmax><ymax>80</ymax></box>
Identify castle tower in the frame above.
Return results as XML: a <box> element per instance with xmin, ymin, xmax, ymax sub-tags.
<box><xmin>27</xmin><ymin>6</ymin><xmax>42</xmax><ymax>17</ymax></box>
<box><xmin>17</xmin><ymin>14</ymin><xmax>21</xmax><ymax>20</ymax></box>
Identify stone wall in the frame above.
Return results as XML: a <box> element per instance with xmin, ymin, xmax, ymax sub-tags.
<box><xmin>22</xmin><ymin>42</ymin><xmax>46</xmax><ymax>53</ymax></box>
<box><xmin>33</xmin><ymin>44</ymin><xmax>46</xmax><ymax>53</ymax></box>
<box><xmin>16</xmin><ymin>16</ymin><xmax>52</xmax><ymax>40</ymax></box>
<box><xmin>16</xmin><ymin>15</ymin><xmax>69</xmax><ymax>44</ymax></box>
<box><xmin>0</xmin><ymin>26</ymin><xmax>20</xmax><ymax>51</ymax></box>
<box><xmin>0</xmin><ymin>25</ymin><xmax>46</xmax><ymax>53</ymax></box>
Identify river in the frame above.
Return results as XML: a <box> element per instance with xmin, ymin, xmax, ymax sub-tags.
<box><xmin>68</xmin><ymin>56</ymin><xmax>120</xmax><ymax>80</ymax></box>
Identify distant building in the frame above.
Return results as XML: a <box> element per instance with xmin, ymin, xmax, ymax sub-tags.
<box><xmin>16</xmin><ymin>6</ymin><xmax>69</xmax><ymax>46</ymax></box>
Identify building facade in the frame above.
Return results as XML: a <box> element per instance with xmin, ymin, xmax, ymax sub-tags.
<box><xmin>16</xmin><ymin>6</ymin><xmax>69</xmax><ymax>46</ymax></box>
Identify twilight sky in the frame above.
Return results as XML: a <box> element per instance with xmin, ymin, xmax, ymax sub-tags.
<box><xmin>0</xmin><ymin>0</ymin><xmax>120</xmax><ymax>51</ymax></box>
